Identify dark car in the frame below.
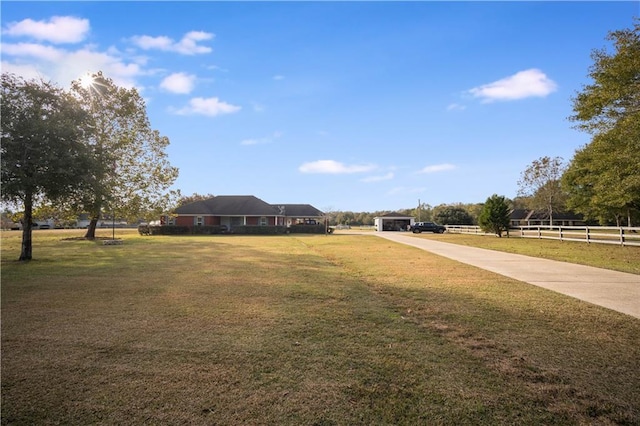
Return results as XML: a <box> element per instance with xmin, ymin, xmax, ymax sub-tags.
<box><xmin>411</xmin><ymin>222</ymin><xmax>446</xmax><ymax>234</ymax></box>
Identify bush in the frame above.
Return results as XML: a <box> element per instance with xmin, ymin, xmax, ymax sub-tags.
<box><xmin>141</xmin><ymin>224</ymin><xmax>334</xmax><ymax>236</ymax></box>
<box><xmin>288</xmin><ymin>224</ymin><xmax>328</xmax><ymax>234</ymax></box>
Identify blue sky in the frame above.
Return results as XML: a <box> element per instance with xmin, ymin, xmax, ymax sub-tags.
<box><xmin>2</xmin><ymin>1</ymin><xmax>638</xmax><ymax>212</ymax></box>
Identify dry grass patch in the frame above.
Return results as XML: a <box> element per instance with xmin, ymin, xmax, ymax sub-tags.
<box><xmin>2</xmin><ymin>230</ymin><xmax>639</xmax><ymax>424</ymax></box>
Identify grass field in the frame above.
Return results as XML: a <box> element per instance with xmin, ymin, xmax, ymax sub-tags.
<box><xmin>2</xmin><ymin>229</ymin><xmax>639</xmax><ymax>424</ymax></box>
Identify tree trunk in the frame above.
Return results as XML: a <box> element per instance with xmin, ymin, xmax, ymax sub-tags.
<box><xmin>19</xmin><ymin>194</ymin><xmax>33</xmax><ymax>261</ymax></box>
<box><xmin>84</xmin><ymin>215</ymin><xmax>99</xmax><ymax>239</ymax></box>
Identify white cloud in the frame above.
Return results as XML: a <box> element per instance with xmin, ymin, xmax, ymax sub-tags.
<box><xmin>273</xmin><ymin>75</ymin><xmax>285</xmax><ymax>80</ymax></box>
<box><xmin>360</xmin><ymin>172</ymin><xmax>394</xmax><ymax>183</ymax></box>
<box><xmin>2</xmin><ymin>16</ymin><xmax>89</xmax><ymax>44</ymax></box>
<box><xmin>418</xmin><ymin>163</ymin><xmax>457</xmax><ymax>174</ymax></box>
<box><xmin>469</xmin><ymin>68</ymin><xmax>557</xmax><ymax>102</ymax></box>
<box><xmin>160</xmin><ymin>72</ymin><xmax>196</xmax><ymax>94</ymax></box>
<box><xmin>240</xmin><ymin>131</ymin><xmax>282</xmax><ymax>146</ymax></box>
<box><xmin>1</xmin><ymin>42</ymin><xmax>141</xmax><ymax>88</ymax></box>
<box><xmin>130</xmin><ymin>31</ymin><xmax>214</xmax><ymax>55</ymax></box>
<box><xmin>174</xmin><ymin>97</ymin><xmax>241</xmax><ymax>116</ymax></box>
<box><xmin>299</xmin><ymin>160</ymin><xmax>376</xmax><ymax>174</ymax></box>
<box><xmin>1</xmin><ymin>42</ymin><xmax>64</xmax><ymax>61</ymax></box>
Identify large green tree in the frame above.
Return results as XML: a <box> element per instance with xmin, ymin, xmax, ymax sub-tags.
<box><xmin>434</xmin><ymin>206</ymin><xmax>474</xmax><ymax>225</ymax></box>
<box><xmin>478</xmin><ymin>194</ymin><xmax>511</xmax><ymax>237</ymax></box>
<box><xmin>563</xmin><ymin>120</ymin><xmax>640</xmax><ymax>225</ymax></box>
<box><xmin>518</xmin><ymin>156</ymin><xmax>567</xmax><ymax>226</ymax></box>
<box><xmin>565</xmin><ymin>20</ymin><xmax>640</xmax><ymax>225</ymax></box>
<box><xmin>70</xmin><ymin>72</ymin><xmax>179</xmax><ymax>239</ymax></box>
<box><xmin>1</xmin><ymin>74</ymin><xmax>93</xmax><ymax>260</ymax></box>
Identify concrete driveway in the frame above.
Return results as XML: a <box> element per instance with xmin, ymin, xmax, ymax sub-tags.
<box><xmin>373</xmin><ymin>232</ymin><xmax>640</xmax><ymax>319</ymax></box>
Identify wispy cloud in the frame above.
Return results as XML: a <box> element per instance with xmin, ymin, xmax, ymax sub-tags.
<box><xmin>446</xmin><ymin>103</ymin><xmax>466</xmax><ymax>111</ymax></box>
<box><xmin>273</xmin><ymin>75</ymin><xmax>285</xmax><ymax>80</ymax></box>
<box><xmin>387</xmin><ymin>186</ymin><xmax>425</xmax><ymax>195</ymax></box>
<box><xmin>160</xmin><ymin>72</ymin><xmax>196</xmax><ymax>94</ymax></box>
<box><xmin>241</xmin><ymin>131</ymin><xmax>283</xmax><ymax>146</ymax></box>
<box><xmin>251</xmin><ymin>101</ymin><xmax>265</xmax><ymax>112</ymax></box>
<box><xmin>299</xmin><ymin>160</ymin><xmax>376</xmax><ymax>174</ymax></box>
<box><xmin>469</xmin><ymin>68</ymin><xmax>557</xmax><ymax>102</ymax></box>
<box><xmin>130</xmin><ymin>31</ymin><xmax>214</xmax><ymax>55</ymax></box>
<box><xmin>417</xmin><ymin>163</ymin><xmax>457</xmax><ymax>174</ymax></box>
<box><xmin>2</xmin><ymin>16</ymin><xmax>89</xmax><ymax>44</ymax></box>
<box><xmin>173</xmin><ymin>97</ymin><xmax>241</xmax><ymax>116</ymax></box>
<box><xmin>360</xmin><ymin>172</ymin><xmax>394</xmax><ymax>183</ymax></box>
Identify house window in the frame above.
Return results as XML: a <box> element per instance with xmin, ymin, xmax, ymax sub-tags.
<box><xmin>195</xmin><ymin>216</ymin><xmax>204</xmax><ymax>226</ymax></box>
<box><xmin>260</xmin><ymin>217</ymin><xmax>268</xmax><ymax>226</ymax></box>
<box><xmin>168</xmin><ymin>217</ymin><xmax>175</xmax><ymax>225</ymax></box>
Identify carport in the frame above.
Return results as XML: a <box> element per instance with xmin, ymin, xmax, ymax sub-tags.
<box><xmin>374</xmin><ymin>213</ymin><xmax>414</xmax><ymax>232</ymax></box>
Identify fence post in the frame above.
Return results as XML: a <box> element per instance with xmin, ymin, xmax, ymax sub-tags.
<box><xmin>559</xmin><ymin>226</ymin><xmax>563</xmax><ymax>241</ymax></box>
<box><xmin>620</xmin><ymin>228</ymin><xmax>625</xmax><ymax>246</ymax></box>
<box><xmin>586</xmin><ymin>226</ymin><xmax>590</xmax><ymax>244</ymax></box>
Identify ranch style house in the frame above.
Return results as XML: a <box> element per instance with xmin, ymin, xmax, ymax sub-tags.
<box><xmin>165</xmin><ymin>195</ymin><xmax>325</xmax><ymax>230</ymax></box>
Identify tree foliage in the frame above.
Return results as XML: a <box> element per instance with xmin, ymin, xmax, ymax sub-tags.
<box><xmin>570</xmin><ymin>19</ymin><xmax>640</xmax><ymax>134</ymax></box>
<box><xmin>478</xmin><ymin>194</ymin><xmax>511</xmax><ymax>237</ymax></box>
<box><xmin>69</xmin><ymin>72</ymin><xmax>179</xmax><ymax>239</ymax></box>
<box><xmin>563</xmin><ymin>121</ymin><xmax>640</xmax><ymax>225</ymax></box>
<box><xmin>565</xmin><ymin>20</ymin><xmax>640</xmax><ymax>225</ymax></box>
<box><xmin>1</xmin><ymin>73</ymin><xmax>93</xmax><ymax>260</ymax></box>
<box><xmin>434</xmin><ymin>206</ymin><xmax>474</xmax><ymax>225</ymax></box>
<box><xmin>177</xmin><ymin>192</ymin><xmax>216</xmax><ymax>207</ymax></box>
<box><xmin>518</xmin><ymin>156</ymin><xmax>567</xmax><ymax>225</ymax></box>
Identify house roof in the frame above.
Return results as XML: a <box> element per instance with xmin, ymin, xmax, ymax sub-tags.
<box><xmin>375</xmin><ymin>212</ymin><xmax>413</xmax><ymax>219</ymax></box>
<box><xmin>175</xmin><ymin>195</ymin><xmax>281</xmax><ymax>216</ymax></box>
<box><xmin>510</xmin><ymin>209</ymin><xmax>584</xmax><ymax>221</ymax></box>
<box><xmin>276</xmin><ymin>204</ymin><xmax>324</xmax><ymax>217</ymax></box>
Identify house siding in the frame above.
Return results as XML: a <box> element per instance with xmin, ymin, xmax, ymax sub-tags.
<box><xmin>176</xmin><ymin>216</ymin><xmax>193</xmax><ymax>227</ymax></box>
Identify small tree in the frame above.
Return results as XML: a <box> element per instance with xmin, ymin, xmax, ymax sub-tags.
<box><xmin>518</xmin><ymin>156</ymin><xmax>567</xmax><ymax>226</ymax></box>
<box><xmin>478</xmin><ymin>194</ymin><xmax>511</xmax><ymax>237</ymax></box>
<box><xmin>1</xmin><ymin>73</ymin><xmax>93</xmax><ymax>260</ymax></box>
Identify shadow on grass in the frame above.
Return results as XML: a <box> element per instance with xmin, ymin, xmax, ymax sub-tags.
<box><xmin>2</xmin><ymin>233</ymin><xmax>639</xmax><ymax>424</ymax></box>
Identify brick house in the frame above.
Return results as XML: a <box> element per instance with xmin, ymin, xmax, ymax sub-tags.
<box><xmin>167</xmin><ymin>195</ymin><xmax>324</xmax><ymax>230</ymax></box>
<box><xmin>509</xmin><ymin>209</ymin><xmax>586</xmax><ymax>227</ymax></box>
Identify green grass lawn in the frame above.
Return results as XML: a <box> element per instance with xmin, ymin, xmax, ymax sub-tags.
<box><xmin>2</xmin><ymin>229</ymin><xmax>639</xmax><ymax>424</ymax></box>
<box><xmin>383</xmin><ymin>231</ymin><xmax>640</xmax><ymax>275</ymax></box>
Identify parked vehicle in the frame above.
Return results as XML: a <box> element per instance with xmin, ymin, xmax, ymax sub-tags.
<box><xmin>411</xmin><ymin>222</ymin><xmax>446</xmax><ymax>234</ymax></box>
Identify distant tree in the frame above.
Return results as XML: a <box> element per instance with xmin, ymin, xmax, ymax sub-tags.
<box><xmin>478</xmin><ymin>194</ymin><xmax>511</xmax><ymax>237</ymax></box>
<box><xmin>413</xmin><ymin>202</ymin><xmax>433</xmax><ymax>222</ymax></box>
<box><xmin>177</xmin><ymin>192</ymin><xmax>215</xmax><ymax>207</ymax></box>
<box><xmin>434</xmin><ymin>206</ymin><xmax>474</xmax><ymax>225</ymax></box>
<box><xmin>70</xmin><ymin>71</ymin><xmax>179</xmax><ymax>239</ymax></box>
<box><xmin>565</xmin><ymin>20</ymin><xmax>640</xmax><ymax>225</ymax></box>
<box><xmin>1</xmin><ymin>73</ymin><xmax>93</xmax><ymax>260</ymax></box>
<box><xmin>518</xmin><ymin>156</ymin><xmax>567</xmax><ymax>225</ymax></box>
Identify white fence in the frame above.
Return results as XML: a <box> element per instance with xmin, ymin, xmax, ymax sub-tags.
<box><xmin>445</xmin><ymin>225</ymin><xmax>640</xmax><ymax>247</ymax></box>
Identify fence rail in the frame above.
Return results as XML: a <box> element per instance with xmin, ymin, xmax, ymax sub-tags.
<box><xmin>445</xmin><ymin>225</ymin><xmax>640</xmax><ymax>247</ymax></box>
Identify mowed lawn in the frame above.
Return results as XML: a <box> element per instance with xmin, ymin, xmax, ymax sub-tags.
<box><xmin>2</xmin><ymin>230</ymin><xmax>639</xmax><ymax>425</ymax></box>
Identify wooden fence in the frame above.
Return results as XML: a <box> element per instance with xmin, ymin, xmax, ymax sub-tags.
<box><xmin>445</xmin><ymin>225</ymin><xmax>640</xmax><ymax>247</ymax></box>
